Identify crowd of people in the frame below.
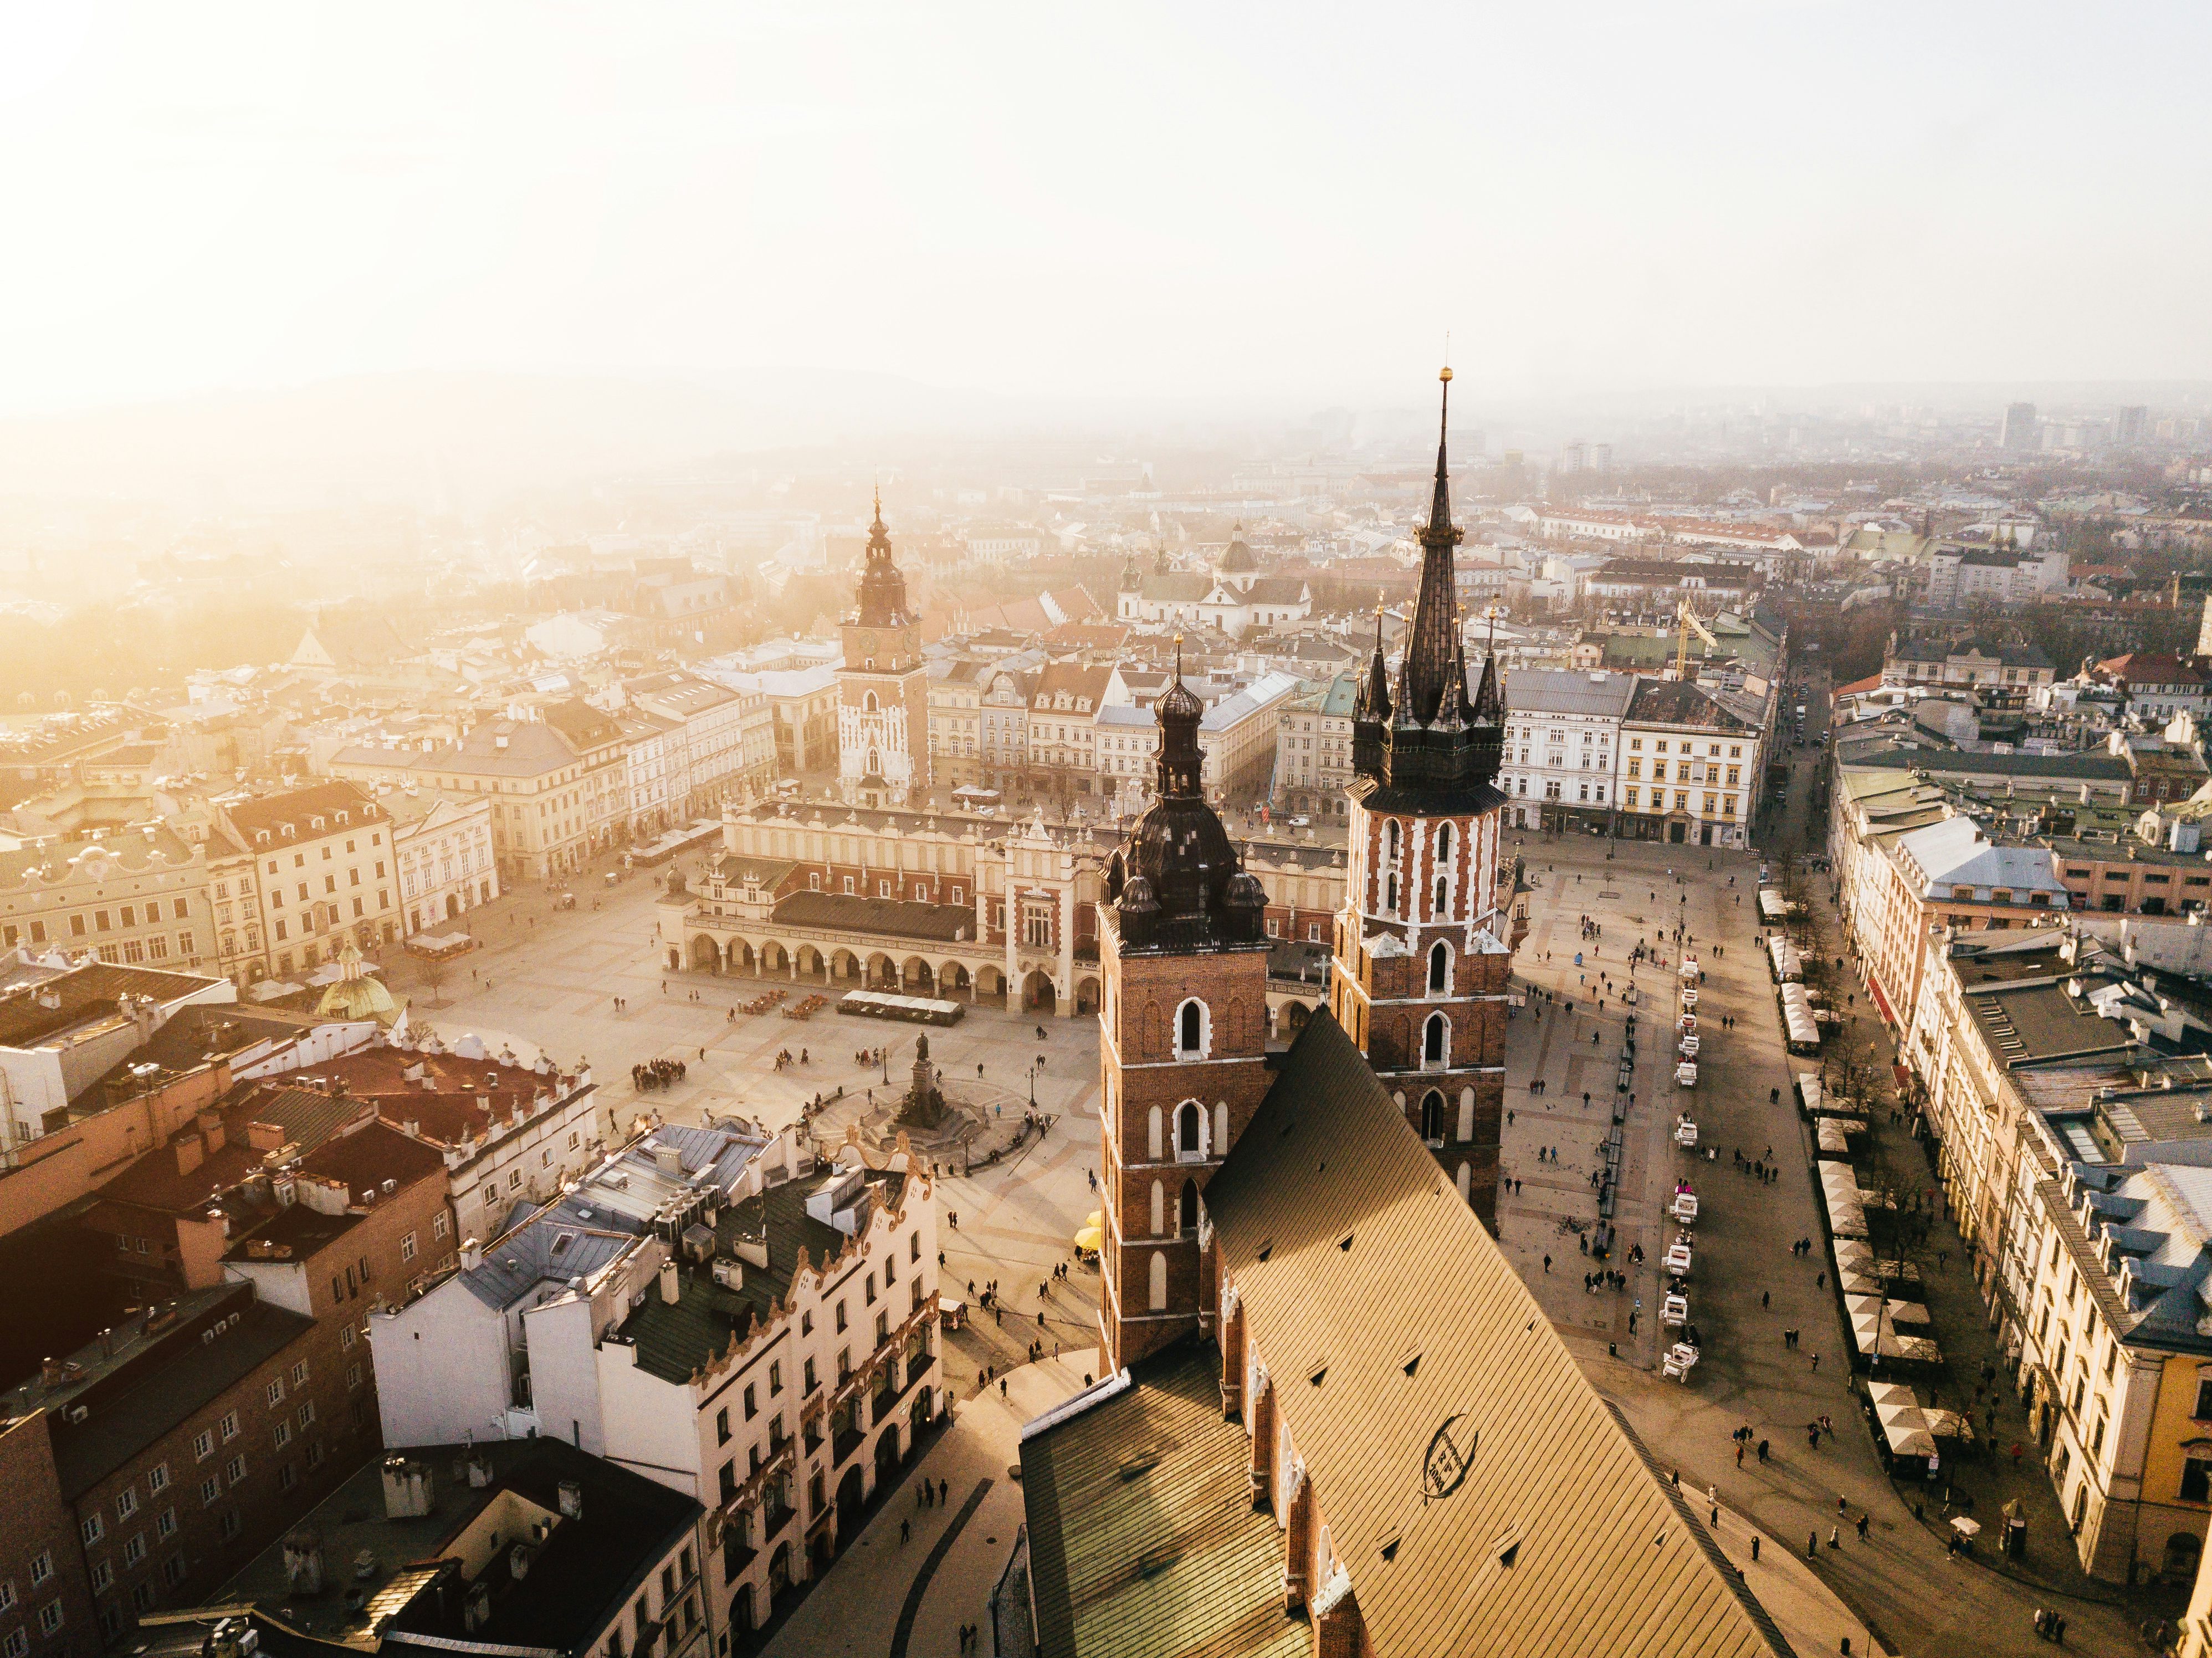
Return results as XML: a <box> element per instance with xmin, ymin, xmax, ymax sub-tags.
<box><xmin>631</xmin><ymin>1057</ymin><xmax>686</xmax><ymax>1090</ymax></box>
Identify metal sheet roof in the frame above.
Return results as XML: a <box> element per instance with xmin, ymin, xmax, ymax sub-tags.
<box><xmin>1200</xmin><ymin>1014</ymin><xmax>1788</xmax><ymax>1658</ymax></box>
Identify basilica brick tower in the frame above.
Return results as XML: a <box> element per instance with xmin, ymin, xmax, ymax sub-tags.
<box><xmin>1095</xmin><ymin>648</ymin><xmax>1271</xmax><ymax>1370</ymax></box>
<box><xmin>1331</xmin><ymin>368</ymin><xmax>1517</xmax><ymax>1231</ymax></box>
<box><xmin>837</xmin><ymin>492</ymin><xmax>930</xmax><ymax>807</ymax></box>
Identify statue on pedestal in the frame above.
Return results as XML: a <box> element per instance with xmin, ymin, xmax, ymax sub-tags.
<box><xmin>894</xmin><ymin>1035</ymin><xmax>948</xmax><ymax>1130</ymax></box>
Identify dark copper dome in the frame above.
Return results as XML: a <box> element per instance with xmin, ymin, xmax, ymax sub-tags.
<box><xmin>1112</xmin><ymin>646</ymin><xmax>1263</xmax><ymax>954</ymax></box>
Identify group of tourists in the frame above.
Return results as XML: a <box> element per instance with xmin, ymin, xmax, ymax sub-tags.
<box><xmin>631</xmin><ymin>1058</ymin><xmax>687</xmax><ymax>1090</ymax></box>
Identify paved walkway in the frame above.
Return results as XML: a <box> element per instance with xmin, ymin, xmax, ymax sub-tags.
<box><xmin>1536</xmin><ymin>671</ymin><xmax>2175</xmax><ymax>1655</ymax></box>
<box><xmin>758</xmin><ymin>1355</ymin><xmax>1096</xmax><ymax>1658</ymax></box>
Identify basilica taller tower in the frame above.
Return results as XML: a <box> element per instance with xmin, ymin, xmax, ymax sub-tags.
<box><xmin>1330</xmin><ymin>369</ymin><xmax>1518</xmax><ymax>1230</ymax></box>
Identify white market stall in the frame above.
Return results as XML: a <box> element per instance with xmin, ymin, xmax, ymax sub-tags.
<box><xmin>1815</xmin><ymin>1117</ymin><xmax>1868</xmax><ymax>1158</ymax></box>
<box><xmin>1779</xmin><ymin>982</ymin><xmax>1822</xmax><ymax>1054</ymax></box>
<box><xmin>1820</xmin><ymin>1160</ymin><xmax>1868</xmax><ymax>1239</ymax></box>
<box><xmin>1847</xmin><ymin>1299</ymin><xmax>1943</xmax><ymax>1364</ymax></box>
<box><xmin>1767</xmin><ymin>935</ymin><xmax>1805</xmax><ymax>982</ymax></box>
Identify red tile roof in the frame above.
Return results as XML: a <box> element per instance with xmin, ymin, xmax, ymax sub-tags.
<box><xmin>295</xmin><ymin>1119</ymin><xmax>449</xmax><ymax>1202</ymax></box>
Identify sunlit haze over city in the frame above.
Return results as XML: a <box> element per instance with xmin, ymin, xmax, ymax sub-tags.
<box><xmin>3</xmin><ymin>9</ymin><xmax>2212</xmax><ymax>1658</ymax></box>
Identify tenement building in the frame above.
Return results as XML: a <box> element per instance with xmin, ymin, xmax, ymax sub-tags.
<box><xmin>1332</xmin><ymin>370</ymin><xmax>1518</xmax><ymax>1226</ymax></box>
<box><xmin>370</xmin><ymin>1118</ymin><xmax>938</xmax><ymax>1644</ymax></box>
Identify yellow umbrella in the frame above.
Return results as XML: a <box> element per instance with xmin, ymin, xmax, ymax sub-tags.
<box><xmin>1084</xmin><ymin>1210</ymin><xmax>1103</xmax><ymax>1229</ymax></box>
<box><xmin>1073</xmin><ymin>1226</ymin><xmax>1104</xmax><ymax>1252</ymax></box>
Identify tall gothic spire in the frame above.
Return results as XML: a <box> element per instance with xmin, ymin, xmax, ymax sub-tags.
<box><xmin>1354</xmin><ymin>601</ymin><xmax>1391</xmax><ymax>721</ymax></box>
<box><xmin>1348</xmin><ymin>370</ymin><xmax>1503</xmax><ymax>797</ymax></box>
<box><xmin>1400</xmin><ymin>367</ymin><xmax>1464</xmax><ymax>726</ymax></box>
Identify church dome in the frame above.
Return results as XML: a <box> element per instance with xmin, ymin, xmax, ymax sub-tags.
<box><xmin>1217</xmin><ymin>533</ymin><xmax>1257</xmax><ymax>575</ymax></box>
<box><xmin>1113</xmin><ymin>648</ymin><xmax>1263</xmax><ymax>953</ymax></box>
<box><xmin>315</xmin><ymin>939</ymin><xmax>404</xmax><ymax>1027</ymax></box>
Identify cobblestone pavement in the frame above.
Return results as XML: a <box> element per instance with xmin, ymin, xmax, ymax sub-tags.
<box><xmin>376</xmin><ymin>851</ymin><xmax>1115</xmax><ymax>1655</ymax></box>
<box><xmin>369</xmin><ymin>828</ymin><xmax>2183</xmax><ymax>1652</ymax></box>
<box><xmin>1494</xmin><ymin>669</ymin><xmax>2175</xmax><ymax>1656</ymax></box>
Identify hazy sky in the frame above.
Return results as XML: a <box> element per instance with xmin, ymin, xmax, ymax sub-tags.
<box><xmin>3</xmin><ymin>2</ymin><xmax>2208</xmax><ymax>417</ymax></box>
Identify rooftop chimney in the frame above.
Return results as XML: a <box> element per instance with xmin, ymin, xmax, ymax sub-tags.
<box><xmin>556</xmin><ymin>1480</ymin><xmax>583</xmax><ymax>1520</ymax></box>
<box><xmin>380</xmin><ymin>1456</ymin><xmax>434</xmax><ymax>1519</ymax></box>
<box><xmin>658</xmin><ymin>1258</ymin><xmax>680</xmax><ymax>1306</ymax></box>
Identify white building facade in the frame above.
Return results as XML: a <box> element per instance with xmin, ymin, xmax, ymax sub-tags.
<box><xmin>389</xmin><ymin>796</ymin><xmax>500</xmax><ymax>937</ymax></box>
<box><xmin>371</xmin><ymin>1122</ymin><xmax>938</xmax><ymax>1646</ymax></box>
<box><xmin>1497</xmin><ymin>669</ymin><xmax>1636</xmax><ymax>833</ymax></box>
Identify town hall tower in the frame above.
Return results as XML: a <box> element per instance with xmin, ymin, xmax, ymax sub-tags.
<box><xmin>837</xmin><ymin>492</ymin><xmax>930</xmax><ymax>807</ymax></box>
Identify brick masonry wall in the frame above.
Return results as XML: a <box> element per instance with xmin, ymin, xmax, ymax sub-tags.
<box><xmin>0</xmin><ymin>1413</ymin><xmax>99</xmax><ymax>1658</ymax></box>
<box><xmin>1100</xmin><ymin>939</ymin><xmax>1271</xmax><ymax>1370</ymax></box>
<box><xmin>1334</xmin><ymin>798</ymin><xmax>1517</xmax><ymax>1233</ymax></box>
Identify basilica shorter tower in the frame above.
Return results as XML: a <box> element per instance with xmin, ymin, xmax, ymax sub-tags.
<box><xmin>1094</xmin><ymin>649</ymin><xmax>1271</xmax><ymax>1370</ymax></box>
<box><xmin>1331</xmin><ymin>369</ymin><xmax>1518</xmax><ymax>1230</ymax></box>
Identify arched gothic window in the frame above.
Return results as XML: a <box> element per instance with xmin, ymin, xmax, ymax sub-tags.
<box><xmin>1425</xmin><ymin>1012</ymin><xmax>1448</xmax><ymax>1065</ymax></box>
<box><xmin>1177</xmin><ymin>999</ymin><xmax>1206</xmax><ymax>1056</ymax></box>
<box><xmin>1428</xmin><ymin>940</ymin><xmax>1450</xmax><ymax>994</ymax></box>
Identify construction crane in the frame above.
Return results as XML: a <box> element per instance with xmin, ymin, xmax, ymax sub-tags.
<box><xmin>1672</xmin><ymin>596</ymin><xmax>1719</xmax><ymax>681</ymax></box>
